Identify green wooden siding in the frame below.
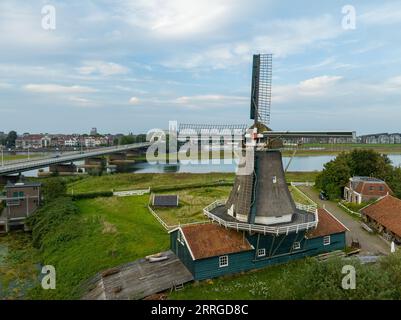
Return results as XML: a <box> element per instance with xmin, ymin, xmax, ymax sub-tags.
<box><xmin>170</xmin><ymin>229</ymin><xmax>346</xmax><ymax>281</ymax></box>
<box><xmin>170</xmin><ymin>230</ymin><xmax>195</xmax><ymax>274</ymax></box>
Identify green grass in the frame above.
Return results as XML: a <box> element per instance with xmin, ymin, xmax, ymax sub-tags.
<box><xmin>1</xmin><ymin>153</ymin><xmax>44</xmax><ymax>162</ymax></box>
<box><xmin>67</xmin><ymin>172</ymin><xmax>319</xmax><ymax>194</ymax></box>
<box><xmin>153</xmin><ymin>186</ymin><xmax>231</xmax><ymax>225</ymax></box>
<box><xmin>67</xmin><ymin>173</ymin><xmax>235</xmax><ymax>194</ymax></box>
<box><xmin>28</xmin><ymin>195</ymin><xmax>168</xmax><ymax>299</ymax></box>
<box><xmin>0</xmin><ymin>233</ymin><xmax>40</xmax><ymax>300</ymax></box>
<box><xmin>285</xmin><ymin>171</ymin><xmax>320</xmax><ymax>182</ymax></box>
<box><xmin>289</xmin><ymin>186</ymin><xmax>315</xmax><ymax>205</ymax></box>
<box><xmin>169</xmin><ymin>253</ymin><xmax>401</xmax><ymax>300</ymax></box>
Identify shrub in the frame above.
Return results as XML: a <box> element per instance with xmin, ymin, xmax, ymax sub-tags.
<box><xmin>26</xmin><ymin>197</ymin><xmax>80</xmax><ymax>249</ymax></box>
<box><xmin>71</xmin><ymin>191</ymin><xmax>113</xmax><ymax>200</ymax></box>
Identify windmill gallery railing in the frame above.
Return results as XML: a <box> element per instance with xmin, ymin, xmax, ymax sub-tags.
<box><xmin>203</xmin><ymin>200</ymin><xmax>318</xmax><ymax>235</ymax></box>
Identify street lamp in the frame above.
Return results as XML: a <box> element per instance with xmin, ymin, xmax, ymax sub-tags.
<box><xmin>1</xmin><ymin>146</ymin><xmax>4</xmax><ymax>166</ymax></box>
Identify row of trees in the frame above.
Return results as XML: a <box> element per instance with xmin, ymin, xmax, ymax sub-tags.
<box><xmin>114</xmin><ymin>133</ymin><xmax>147</xmax><ymax>145</ymax></box>
<box><xmin>0</xmin><ymin>130</ymin><xmax>17</xmax><ymax>148</ymax></box>
<box><xmin>316</xmin><ymin>149</ymin><xmax>401</xmax><ymax>199</ymax></box>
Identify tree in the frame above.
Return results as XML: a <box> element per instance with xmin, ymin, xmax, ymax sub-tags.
<box><xmin>119</xmin><ymin>135</ymin><xmax>136</xmax><ymax>145</ymax></box>
<box><xmin>385</xmin><ymin>166</ymin><xmax>401</xmax><ymax>199</ymax></box>
<box><xmin>42</xmin><ymin>178</ymin><xmax>67</xmax><ymax>203</ymax></box>
<box><xmin>316</xmin><ymin>149</ymin><xmax>394</xmax><ymax>200</ymax></box>
<box><xmin>6</xmin><ymin>130</ymin><xmax>17</xmax><ymax>148</ymax></box>
<box><xmin>348</xmin><ymin>149</ymin><xmax>392</xmax><ymax>179</ymax></box>
<box><xmin>316</xmin><ymin>154</ymin><xmax>352</xmax><ymax>199</ymax></box>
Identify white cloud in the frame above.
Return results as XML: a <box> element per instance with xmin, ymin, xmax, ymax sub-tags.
<box><xmin>298</xmin><ymin>75</ymin><xmax>343</xmax><ymax>95</ymax></box>
<box><xmin>163</xmin><ymin>15</ymin><xmax>343</xmax><ymax>69</ymax></box>
<box><xmin>174</xmin><ymin>94</ymin><xmax>247</xmax><ymax>108</ymax></box>
<box><xmin>129</xmin><ymin>97</ymin><xmax>140</xmax><ymax>105</ymax></box>
<box><xmin>360</xmin><ymin>3</ymin><xmax>401</xmax><ymax>26</ymax></box>
<box><xmin>24</xmin><ymin>84</ymin><xmax>97</xmax><ymax>94</ymax></box>
<box><xmin>0</xmin><ymin>2</ymin><xmax>66</xmax><ymax>50</ymax></box>
<box><xmin>69</xmin><ymin>96</ymin><xmax>98</xmax><ymax>107</ymax></box>
<box><xmin>116</xmin><ymin>0</ymin><xmax>243</xmax><ymax>38</ymax></box>
<box><xmin>273</xmin><ymin>75</ymin><xmax>343</xmax><ymax>103</ymax></box>
<box><xmin>77</xmin><ymin>61</ymin><xmax>129</xmax><ymax>76</ymax></box>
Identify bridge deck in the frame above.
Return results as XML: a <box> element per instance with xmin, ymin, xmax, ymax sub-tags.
<box><xmin>0</xmin><ymin>143</ymin><xmax>149</xmax><ymax>176</ymax></box>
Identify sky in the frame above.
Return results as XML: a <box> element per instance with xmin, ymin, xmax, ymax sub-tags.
<box><xmin>1</xmin><ymin>0</ymin><xmax>401</xmax><ymax>135</ymax></box>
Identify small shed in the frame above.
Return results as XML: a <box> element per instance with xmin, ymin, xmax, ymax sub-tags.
<box><xmin>152</xmin><ymin>194</ymin><xmax>179</xmax><ymax>207</ymax></box>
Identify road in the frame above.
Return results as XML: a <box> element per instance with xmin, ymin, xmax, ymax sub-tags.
<box><xmin>298</xmin><ymin>186</ymin><xmax>389</xmax><ymax>255</ymax></box>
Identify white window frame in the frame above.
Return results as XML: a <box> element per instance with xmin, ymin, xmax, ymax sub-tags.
<box><xmin>293</xmin><ymin>242</ymin><xmax>301</xmax><ymax>250</ymax></box>
<box><xmin>323</xmin><ymin>235</ymin><xmax>331</xmax><ymax>246</ymax></box>
<box><xmin>257</xmin><ymin>248</ymin><xmax>266</xmax><ymax>257</ymax></box>
<box><xmin>219</xmin><ymin>255</ymin><xmax>229</xmax><ymax>268</ymax></box>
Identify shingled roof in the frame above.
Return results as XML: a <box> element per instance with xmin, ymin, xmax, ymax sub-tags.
<box><xmin>361</xmin><ymin>195</ymin><xmax>401</xmax><ymax>238</ymax></box>
<box><xmin>306</xmin><ymin>208</ymin><xmax>348</xmax><ymax>239</ymax></box>
<box><xmin>179</xmin><ymin>223</ymin><xmax>253</xmax><ymax>260</ymax></box>
<box><xmin>349</xmin><ymin>176</ymin><xmax>392</xmax><ymax>197</ymax></box>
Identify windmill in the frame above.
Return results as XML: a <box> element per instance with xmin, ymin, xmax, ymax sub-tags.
<box><xmin>204</xmin><ymin>54</ymin><xmax>355</xmax><ymax>233</ymax></box>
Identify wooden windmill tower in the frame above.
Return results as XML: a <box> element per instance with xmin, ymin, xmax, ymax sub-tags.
<box><xmin>205</xmin><ymin>54</ymin><xmax>355</xmax><ymax>233</ymax></box>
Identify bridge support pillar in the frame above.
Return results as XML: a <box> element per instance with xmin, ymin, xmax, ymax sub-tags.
<box><xmin>49</xmin><ymin>163</ymin><xmax>77</xmax><ymax>174</ymax></box>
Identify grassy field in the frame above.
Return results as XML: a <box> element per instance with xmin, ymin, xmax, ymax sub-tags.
<box><xmin>28</xmin><ymin>195</ymin><xmax>168</xmax><ymax>299</ymax></box>
<box><xmin>67</xmin><ymin>172</ymin><xmax>319</xmax><ymax>194</ymax></box>
<box><xmin>1</xmin><ymin>153</ymin><xmax>45</xmax><ymax>162</ymax></box>
<box><xmin>67</xmin><ymin>173</ymin><xmax>235</xmax><ymax>194</ymax></box>
<box><xmin>153</xmin><ymin>186</ymin><xmax>231</xmax><ymax>225</ymax></box>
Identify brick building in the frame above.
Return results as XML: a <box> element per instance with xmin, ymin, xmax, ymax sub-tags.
<box><xmin>344</xmin><ymin>176</ymin><xmax>392</xmax><ymax>204</ymax></box>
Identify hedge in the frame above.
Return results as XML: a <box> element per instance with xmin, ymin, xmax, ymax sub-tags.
<box><xmin>71</xmin><ymin>191</ymin><xmax>113</xmax><ymax>200</ymax></box>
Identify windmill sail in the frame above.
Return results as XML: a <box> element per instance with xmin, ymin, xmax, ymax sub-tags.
<box><xmin>250</xmin><ymin>54</ymin><xmax>272</xmax><ymax>127</ymax></box>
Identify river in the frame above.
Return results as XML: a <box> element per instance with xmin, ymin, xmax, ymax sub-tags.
<box><xmin>21</xmin><ymin>154</ymin><xmax>401</xmax><ymax>176</ymax></box>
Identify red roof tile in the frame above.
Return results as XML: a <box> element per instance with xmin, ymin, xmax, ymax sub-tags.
<box><xmin>180</xmin><ymin>223</ymin><xmax>253</xmax><ymax>260</ymax></box>
<box><xmin>361</xmin><ymin>195</ymin><xmax>401</xmax><ymax>238</ymax></box>
<box><xmin>306</xmin><ymin>208</ymin><xmax>348</xmax><ymax>239</ymax></box>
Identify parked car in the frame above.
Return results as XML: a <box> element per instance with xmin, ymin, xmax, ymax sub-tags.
<box><xmin>319</xmin><ymin>191</ymin><xmax>329</xmax><ymax>200</ymax></box>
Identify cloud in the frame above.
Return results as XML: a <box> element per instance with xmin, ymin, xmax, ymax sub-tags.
<box><xmin>273</xmin><ymin>75</ymin><xmax>343</xmax><ymax>103</ymax></box>
<box><xmin>0</xmin><ymin>82</ymin><xmax>13</xmax><ymax>89</ymax></box>
<box><xmin>69</xmin><ymin>96</ymin><xmax>98</xmax><ymax>107</ymax></box>
<box><xmin>24</xmin><ymin>84</ymin><xmax>97</xmax><ymax>94</ymax></box>
<box><xmin>77</xmin><ymin>61</ymin><xmax>129</xmax><ymax>76</ymax></box>
<box><xmin>298</xmin><ymin>75</ymin><xmax>343</xmax><ymax>95</ymax></box>
<box><xmin>129</xmin><ymin>97</ymin><xmax>140</xmax><ymax>105</ymax></box>
<box><xmin>115</xmin><ymin>0</ymin><xmax>243</xmax><ymax>38</ymax></box>
<box><xmin>0</xmin><ymin>2</ymin><xmax>66</xmax><ymax>51</ymax></box>
<box><xmin>174</xmin><ymin>94</ymin><xmax>247</xmax><ymax>108</ymax></box>
<box><xmin>162</xmin><ymin>14</ymin><xmax>343</xmax><ymax>69</ymax></box>
<box><xmin>360</xmin><ymin>3</ymin><xmax>401</xmax><ymax>26</ymax></box>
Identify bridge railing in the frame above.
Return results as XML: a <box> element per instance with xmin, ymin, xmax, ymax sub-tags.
<box><xmin>0</xmin><ymin>142</ymin><xmax>150</xmax><ymax>174</ymax></box>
